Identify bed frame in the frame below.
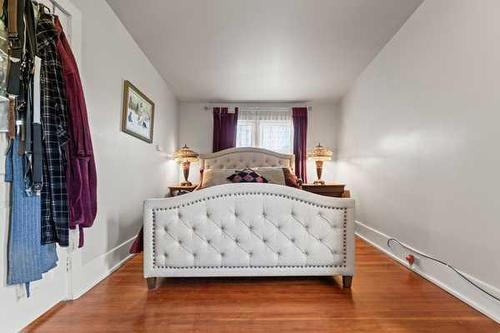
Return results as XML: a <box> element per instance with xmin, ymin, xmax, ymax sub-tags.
<box><xmin>143</xmin><ymin>147</ymin><xmax>355</xmax><ymax>289</ymax></box>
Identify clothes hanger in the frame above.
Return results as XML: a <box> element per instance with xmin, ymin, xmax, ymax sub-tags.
<box><xmin>31</xmin><ymin>0</ymin><xmax>51</xmax><ymax>14</ymax></box>
<box><xmin>31</xmin><ymin>0</ymin><xmax>56</xmax><ymax>23</ymax></box>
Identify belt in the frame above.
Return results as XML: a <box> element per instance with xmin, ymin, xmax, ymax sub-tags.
<box><xmin>7</xmin><ymin>0</ymin><xmax>24</xmax><ymax>96</ymax></box>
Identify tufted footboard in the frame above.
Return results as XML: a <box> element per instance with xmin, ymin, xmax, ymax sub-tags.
<box><xmin>143</xmin><ymin>183</ymin><xmax>355</xmax><ymax>288</ymax></box>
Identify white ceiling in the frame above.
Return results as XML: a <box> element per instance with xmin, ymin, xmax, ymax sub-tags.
<box><xmin>106</xmin><ymin>0</ymin><xmax>423</xmax><ymax>102</ymax></box>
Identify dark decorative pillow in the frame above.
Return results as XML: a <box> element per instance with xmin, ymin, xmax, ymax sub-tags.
<box><xmin>227</xmin><ymin>169</ymin><xmax>269</xmax><ymax>183</ymax></box>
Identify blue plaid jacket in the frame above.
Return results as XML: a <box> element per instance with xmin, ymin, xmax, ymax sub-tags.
<box><xmin>36</xmin><ymin>14</ymin><xmax>69</xmax><ymax>246</ymax></box>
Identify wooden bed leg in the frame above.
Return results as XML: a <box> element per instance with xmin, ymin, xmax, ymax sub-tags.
<box><xmin>146</xmin><ymin>277</ymin><xmax>158</xmax><ymax>290</ymax></box>
<box><xmin>342</xmin><ymin>275</ymin><xmax>353</xmax><ymax>288</ymax></box>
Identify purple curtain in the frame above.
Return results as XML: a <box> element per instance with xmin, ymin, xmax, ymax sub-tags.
<box><xmin>213</xmin><ymin>107</ymin><xmax>239</xmax><ymax>152</ymax></box>
<box><xmin>292</xmin><ymin>107</ymin><xmax>308</xmax><ymax>183</ymax></box>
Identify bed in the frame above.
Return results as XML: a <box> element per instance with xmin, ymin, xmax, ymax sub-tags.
<box><xmin>143</xmin><ymin>147</ymin><xmax>355</xmax><ymax>289</ymax></box>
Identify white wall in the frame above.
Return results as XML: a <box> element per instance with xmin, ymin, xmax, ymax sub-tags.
<box><xmin>0</xmin><ymin>0</ymin><xmax>179</xmax><ymax>331</ymax></box>
<box><xmin>307</xmin><ymin>102</ymin><xmax>339</xmax><ymax>182</ymax></box>
<box><xmin>178</xmin><ymin>102</ymin><xmax>339</xmax><ymax>184</ymax></box>
<box><xmin>336</xmin><ymin>0</ymin><xmax>500</xmax><ymax>321</ymax></box>
<box><xmin>72</xmin><ymin>0</ymin><xmax>178</xmax><ymax>267</ymax></box>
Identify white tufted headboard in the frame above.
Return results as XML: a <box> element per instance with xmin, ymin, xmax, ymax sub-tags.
<box><xmin>199</xmin><ymin>147</ymin><xmax>295</xmax><ymax>172</ymax></box>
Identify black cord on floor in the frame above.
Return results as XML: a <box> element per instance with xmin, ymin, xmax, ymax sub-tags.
<box><xmin>387</xmin><ymin>238</ymin><xmax>500</xmax><ymax>303</ymax></box>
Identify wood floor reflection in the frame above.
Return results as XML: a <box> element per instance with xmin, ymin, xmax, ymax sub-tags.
<box><xmin>24</xmin><ymin>238</ymin><xmax>499</xmax><ymax>333</ymax></box>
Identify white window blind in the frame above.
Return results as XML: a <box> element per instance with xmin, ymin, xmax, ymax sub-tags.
<box><xmin>236</xmin><ymin>108</ymin><xmax>293</xmax><ymax>154</ymax></box>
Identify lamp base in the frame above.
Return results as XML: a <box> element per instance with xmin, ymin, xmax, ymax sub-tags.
<box><xmin>180</xmin><ymin>161</ymin><xmax>192</xmax><ymax>187</ymax></box>
<box><xmin>314</xmin><ymin>160</ymin><xmax>326</xmax><ymax>186</ymax></box>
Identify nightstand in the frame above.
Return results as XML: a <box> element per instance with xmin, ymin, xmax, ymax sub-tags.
<box><xmin>301</xmin><ymin>184</ymin><xmax>349</xmax><ymax>198</ymax></box>
<box><xmin>168</xmin><ymin>184</ymin><xmax>198</xmax><ymax>197</ymax></box>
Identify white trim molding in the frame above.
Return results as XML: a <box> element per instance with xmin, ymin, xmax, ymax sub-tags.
<box><xmin>70</xmin><ymin>237</ymin><xmax>135</xmax><ymax>299</ymax></box>
<box><xmin>355</xmin><ymin>220</ymin><xmax>500</xmax><ymax>323</ymax></box>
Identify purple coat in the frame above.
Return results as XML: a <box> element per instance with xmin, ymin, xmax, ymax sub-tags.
<box><xmin>55</xmin><ymin>18</ymin><xmax>97</xmax><ymax>247</ymax></box>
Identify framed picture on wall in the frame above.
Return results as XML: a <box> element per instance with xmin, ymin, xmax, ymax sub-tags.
<box><xmin>122</xmin><ymin>80</ymin><xmax>155</xmax><ymax>143</ymax></box>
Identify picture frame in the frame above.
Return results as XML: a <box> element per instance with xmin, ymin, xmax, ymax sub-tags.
<box><xmin>121</xmin><ymin>80</ymin><xmax>155</xmax><ymax>143</ymax></box>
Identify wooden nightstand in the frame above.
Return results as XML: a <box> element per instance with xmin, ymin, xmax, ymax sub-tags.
<box><xmin>301</xmin><ymin>184</ymin><xmax>350</xmax><ymax>198</ymax></box>
<box><xmin>168</xmin><ymin>185</ymin><xmax>198</xmax><ymax>197</ymax></box>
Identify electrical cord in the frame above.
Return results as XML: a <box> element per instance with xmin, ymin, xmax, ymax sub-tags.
<box><xmin>387</xmin><ymin>238</ymin><xmax>500</xmax><ymax>303</ymax></box>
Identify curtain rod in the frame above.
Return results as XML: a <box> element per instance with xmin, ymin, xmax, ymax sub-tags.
<box><xmin>203</xmin><ymin>103</ymin><xmax>311</xmax><ymax>111</ymax></box>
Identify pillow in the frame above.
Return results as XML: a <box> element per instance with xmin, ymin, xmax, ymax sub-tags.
<box><xmin>253</xmin><ymin>167</ymin><xmax>286</xmax><ymax>185</ymax></box>
<box><xmin>198</xmin><ymin>167</ymin><xmax>298</xmax><ymax>189</ymax></box>
<box><xmin>199</xmin><ymin>169</ymin><xmax>235</xmax><ymax>189</ymax></box>
<box><xmin>227</xmin><ymin>169</ymin><xmax>269</xmax><ymax>183</ymax></box>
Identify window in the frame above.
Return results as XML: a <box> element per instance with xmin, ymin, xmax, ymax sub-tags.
<box><xmin>236</xmin><ymin>109</ymin><xmax>293</xmax><ymax>154</ymax></box>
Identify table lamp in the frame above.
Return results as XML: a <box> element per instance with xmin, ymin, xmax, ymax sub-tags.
<box><xmin>174</xmin><ymin>144</ymin><xmax>199</xmax><ymax>186</ymax></box>
<box><xmin>308</xmin><ymin>143</ymin><xmax>332</xmax><ymax>185</ymax></box>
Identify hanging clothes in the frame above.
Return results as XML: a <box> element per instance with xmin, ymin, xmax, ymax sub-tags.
<box><xmin>2</xmin><ymin>0</ymin><xmax>97</xmax><ymax>295</ymax></box>
<box><xmin>0</xmin><ymin>2</ymin><xmax>11</xmax><ymax>135</ymax></box>
<box><xmin>55</xmin><ymin>17</ymin><xmax>97</xmax><ymax>248</ymax></box>
<box><xmin>36</xmin><ymin>13</ymin><xmax>70</xmax><ymax>246</ymax></box>
<box><xmin>5</xmin><ymin>0</ymin><xmax>25</xmax><ymax>96</ymax></box>
<box><xmin>0</xmin><ymin>2</ymin><xmax>8</xmax><ymax>98</ymax></box>
<box><xmin>5</xmin><ymin>137</ymin><xmax>58</xmax><ymax>295</ymax></box>
<box><xmin>2</xmin><ymin>1</ymin><xmax>59</xmax><ymax>296</ymax></box>
<box><xmin>20</xmin><ymin>0</ymin><xmax>44</xmax><ymax>196</ymax></box>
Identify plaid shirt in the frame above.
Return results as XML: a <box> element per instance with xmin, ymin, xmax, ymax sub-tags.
<box><xmin>37</xmin><ymin>15</ymin><xmax>69</xmax><ymax>246</ymax></box>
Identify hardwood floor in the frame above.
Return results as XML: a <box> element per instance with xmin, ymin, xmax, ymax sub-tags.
<box><xmin>24</xmin><ymin>238</ymin><xmax>499</xmax><ymax>333</ymax></box>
